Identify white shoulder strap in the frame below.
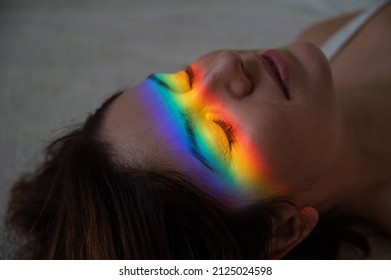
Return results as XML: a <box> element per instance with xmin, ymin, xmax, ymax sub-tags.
<box><xmin>321</xmin><ymin>0</ymin><xmax>390</xmax><ymax>61</ymax></box>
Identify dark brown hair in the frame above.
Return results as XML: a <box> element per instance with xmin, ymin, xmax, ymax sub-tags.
<box><xmin>6</xmin><ymin>91</ymin><xmax>368</xmax><ymax>259</ymax></box>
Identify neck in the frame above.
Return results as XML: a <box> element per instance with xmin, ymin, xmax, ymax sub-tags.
<box><xmin>311</xmin><ymin>84</ymin><xmax>391</xmax><ymax>225</ymax></box>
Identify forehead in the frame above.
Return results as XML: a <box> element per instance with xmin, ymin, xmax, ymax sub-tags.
<box><xmin>102</xmin><ymin>85</ymin><xmax>174</xmax><ymax>167</ymax></box>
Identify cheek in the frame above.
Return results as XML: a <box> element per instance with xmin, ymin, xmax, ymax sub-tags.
<box><xmin>250</xmin><ymin>107</ymin><xmax>340</xmax><ymax>194</ymax></box>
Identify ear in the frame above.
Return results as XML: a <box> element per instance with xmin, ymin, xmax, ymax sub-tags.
<box><xmin>269</xmin><ymin>206</ymin><xmax>319</xmax><ymax>259</ymax></box>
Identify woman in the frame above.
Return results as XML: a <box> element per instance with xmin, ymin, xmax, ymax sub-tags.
<box><xmin>6</xmin><ymin>1</ymin><xmax>391</xmax><ymax>259</ymax></box>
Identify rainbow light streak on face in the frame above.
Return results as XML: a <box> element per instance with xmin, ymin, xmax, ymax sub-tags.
<box><xmin>138</xmin><ymin>66</ymin><xmax>272</xmax><ymax>200</ymax></box>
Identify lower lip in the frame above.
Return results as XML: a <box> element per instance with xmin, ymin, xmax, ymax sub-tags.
<box><xmin>261</xmin><ymin>49</ymin><xmax>290</xmax><ymax>99</ymax></box>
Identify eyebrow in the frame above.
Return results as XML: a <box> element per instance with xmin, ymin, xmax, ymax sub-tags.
<box><xmin>147</xmin><ymin>74</ymin><xmax>174</xmax><ymax>92</ymax></box>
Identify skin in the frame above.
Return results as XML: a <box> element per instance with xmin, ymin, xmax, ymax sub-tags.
<box><xmin>102</xmin><ymin>3</ymin><xmax>391</xmax><ymax>257</ymax></box>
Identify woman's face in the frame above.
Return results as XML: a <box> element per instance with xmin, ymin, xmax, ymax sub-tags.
<box><xmin>103</xmin><ymin>42</ymin><xmax>340</xmax><ymax>206</ymax></box>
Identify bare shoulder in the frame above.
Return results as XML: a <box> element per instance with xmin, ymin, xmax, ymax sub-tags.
<box><xmin>297</xmin><ymin>4</ymin><xmax>391</xmax><ymax>88</ymax></box>
<box><xmin>295</xmin><ymin>12</ymin><xmax>361</xmax><ymax>48</ymax></box>
<box><xmin>330</xmin><ymin>3</ymin><xmax>391</xmax><ymax>88</ymax></box>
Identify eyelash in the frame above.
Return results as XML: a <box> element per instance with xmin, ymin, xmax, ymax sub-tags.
<box><xmin>211</xmin><ymin>117</ymin><xmax>236</xmax><ymax>149</ymax></box>
<box><xmin>185</xmin><ymin>65</ymin><xmax>195</xmax><ymax>88</ymax></box>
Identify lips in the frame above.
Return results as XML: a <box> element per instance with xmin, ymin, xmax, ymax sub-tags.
<box><xmin>260</xmin><ymin>50</ymin><xmax>290</xmax><ymax>99</ymax></box>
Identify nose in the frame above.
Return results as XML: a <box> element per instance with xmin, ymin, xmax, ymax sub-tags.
<box><xmin>200</xmin><ymin>50</ymin><xmax>252</xmax><ymax>99</ymax></box>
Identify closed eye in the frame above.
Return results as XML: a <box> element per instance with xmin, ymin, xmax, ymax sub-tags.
<box><xmin>211</xmin><ymin>117</ymin><xmax>236</xmax><ymax>150</ymax></box>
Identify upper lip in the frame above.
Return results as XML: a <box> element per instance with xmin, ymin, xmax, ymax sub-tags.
<box><xmin>259</xmin><ymin>50</ymin><xmax>290</xmax><ymax>99</ymax></box>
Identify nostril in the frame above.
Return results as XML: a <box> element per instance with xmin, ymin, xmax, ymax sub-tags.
<box><xmin>240</xmin><ymin>61</ymin><xmax>253</xmax><ymax>93</ymax></box>
<box><xmin>230</xmin><ymin>63</ymin><xmax>253</xmax><ymax>98</ymax></box>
